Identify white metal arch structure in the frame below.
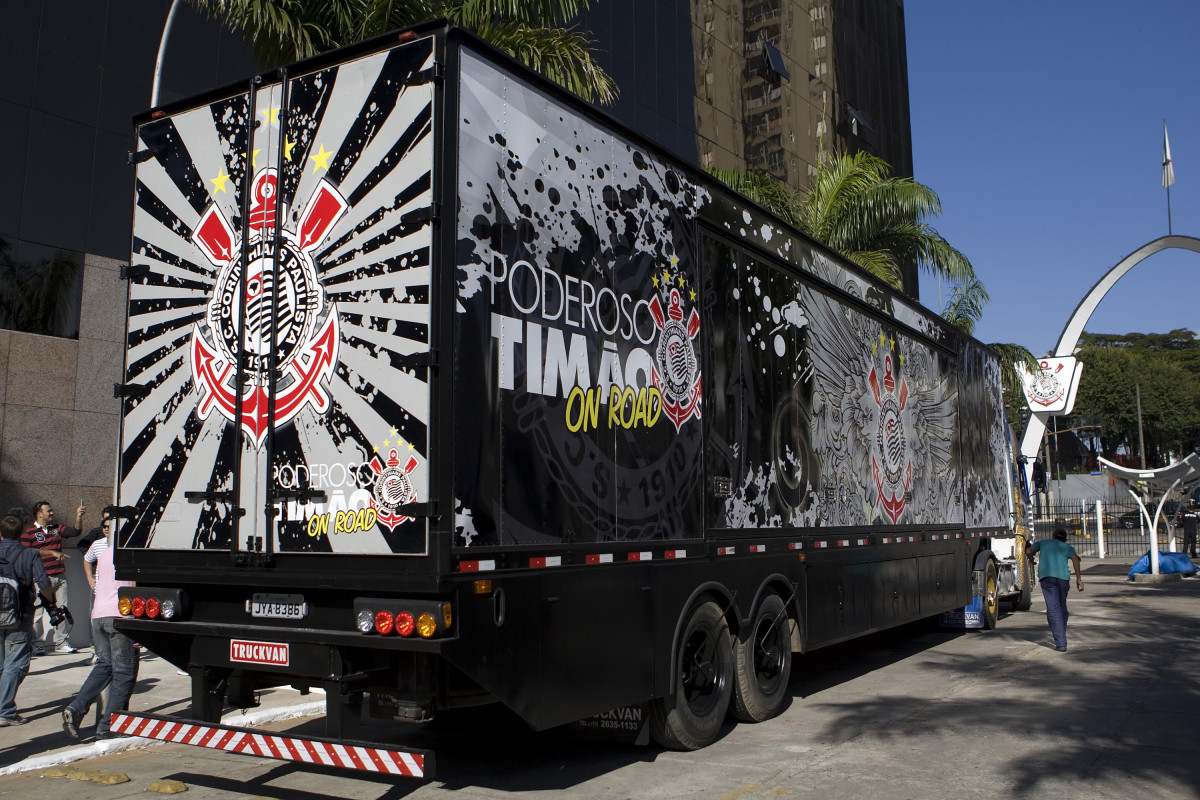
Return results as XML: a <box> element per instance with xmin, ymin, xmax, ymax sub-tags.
<box><xmin>1019</xmin><ymin>235</ymin><xmax>1200</xmax><ymax>477</ymax></box>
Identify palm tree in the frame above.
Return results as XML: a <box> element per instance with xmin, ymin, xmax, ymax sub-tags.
<box><xmin>0</xmin><ymin>237</ymin><xmax>82</xmax><ymax>338</ymax></box>
<box><xmin>184</xmin><ymin>0</ymin><xmax>617</xmax><ymax>104</ymax></box>
<box><xmin>710</xmin><ymin>152</ymin><xmax>973</xmax><ymax>290</ymax></box>
<box><xmin>939</xmin><ymin>275</ymin><xmax>1038</xmax><ymax>402</ymax></box>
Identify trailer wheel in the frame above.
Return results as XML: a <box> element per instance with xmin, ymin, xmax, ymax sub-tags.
<box><xmin>982</xmin><ymin>561</ymin><xmax>999</xmax><ymax>630</ymax></box>
<box><xmin>650</xmin><ymin>600</ymin><xmax>733</xmax><ymax>750</ymax></box>
<box><xmin>1015</xmin><ymin>553</ymin><xmax>1033</xmax><ymax>611</ymax></box>
<box><xmin>731</xmin><ymin>593</ymin><xmax>792</xmax><ymax>723</ymax></box>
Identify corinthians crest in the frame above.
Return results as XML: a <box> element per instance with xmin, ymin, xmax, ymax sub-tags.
<box><xmin>868</xmin><ymin>354</ymin><xmax>912</xmax><ymax>524</ymax></box>
<box><xmin>189</xmin><ymin>168</ymin><xmax>347</xmax><ymax>446</ymax></box>
<box><xmin>369</xmin><ymin>447</ymin><xmax>420</xmax><ymax>530</ymax></box>
<box><xmin>649</xmin><ymin>287</ymin><xmax>702</xmax><ymax>431</ymax></box>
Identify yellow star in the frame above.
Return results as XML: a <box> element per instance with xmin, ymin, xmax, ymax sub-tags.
<box><xmin>879</xmin><ymin>331</ymin><xmax>886</xmax><ymax>347</ymax></box>
<box><xmin>284</xmin><ymin>139</ymin><xmax>296</xmax><ymax>161</ymax></box>
<box><xmin>662</xmin><ymin>270</ymin><xmax>671</xmax><ymax>286</ymax></box>
<box><xmin>310</xmin><ymin>143</ymin><xmax>333</xmax><ymax>174</ymax></box>
<box><xmin>260</xmin><ymin>105</ymin><xmax>280</xmax><ymax>127</ymax></box>
<box><xmin>689</xmin><ymin>288</ymin><xmax>696</xmax><ymax>301</ymax></box>
<box><xmin>676</xmin><ymin>275</ymin><xmax>684</xmax><ymax>288</ymax></box>
<box><xmin>390</xmin><ymin>427</ymin><xmax>398</xmax><ymax>436</ymax></box>
<box><xmin>408</xmin><ymin>442</ymin><xmax>415</xmax><ymax>451</ymax></box>
<box><xmin>899</xmin><ymin>352</ymin><xmax>905</xmax><ymax>366</ymax></box>
<box><xmin>372</xmin><ymin>445</ymin><xmax>379</xmax><ymax>453</ymax></box>
<box><xmin>382</xmin><ymin>438</ymin><xmax>391</xmax><ymax>449</ymax></box>
<box><xmin>211</xmin><ymin>170</ymin><xmax>230</xmax><ymax>194</ymax></box>
<box><xmin>651</xmin><ymin>275</ymin><xmax>660</xmax><ymax>288</ymax></box>
<box><xmin>872</xmin><ymin>340</ymin><xmax>878</xmax><ymax>354</ymax></box>
<box><xmin>243</xmin><ymin>149</ymin><xmax>261</xmax><ymax>168</ymax></box>
<box><xmin>669</xmin><ymin>254</ymin><xmax>679</xmax><ymax>268</ymax></box>
<box><xmin>889</xmin><ymin>336</ymin><xmax>895</xmax><ymax>350</ymax></box>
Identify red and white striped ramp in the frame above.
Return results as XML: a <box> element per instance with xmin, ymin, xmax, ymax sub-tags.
<box><xmin>109</xmin><ymin>712</ymin><xmax>431</xmax><ymax>778</ymax></box>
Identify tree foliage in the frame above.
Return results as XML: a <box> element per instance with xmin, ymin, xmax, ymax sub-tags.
<box><xmin>1067</xmin><ymin>331</ymin><xmax>1200</xmax><ymax>466</ymax></box>
<box><xmin>0</xmin><ymin>238</ymin><xmax>82</xmax><ymax>339</ymax></box>
<box><xmin>184</xmin><ymin>0</ymin><xmax>617</xmax><ymax>103</ymax></box>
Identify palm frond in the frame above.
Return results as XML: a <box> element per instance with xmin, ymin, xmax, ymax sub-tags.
<box><xmin>706</xmin><ymin>168</ymin><xmax>801</xmax><ymax>226</ymax></box>
<box><xmin>988</xmin><ymin>342</ymin><xmax>1040</xmax><ymax>401</ymax></box>
<box><xmin>467</xmin><ymin>18</ymin><xmax>617</xmax><ymax>103</ymax></box>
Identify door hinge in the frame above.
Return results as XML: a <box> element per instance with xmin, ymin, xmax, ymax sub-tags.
<box><xmin>403</xmin><ymin>63</ymin><xmax>443</xmax><ymax>87</ymax></box>
<box><xmin>120</xmin><ymin>264</ymin><xmax>151</xmax><ymax>281</ymax></box>
<box><xmin>113</xmin><ymin>383</ymin><xmax>152</xmax><ymax>400</ymax></box>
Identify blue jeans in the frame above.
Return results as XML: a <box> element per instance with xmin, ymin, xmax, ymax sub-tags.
<box><xmin>1040</xmin><ymin>577</ymin><xmax>1071</xmax><ymax>648</ymax></box>
<box><xmin>0</xmin><ymin>615</ymin><xmax>34</xmax><ymax>719</ymax></box>
<box><xmin>67</xmin><ymin>617</ymin><xmax>137</xmax><ymax>734</ymax></box>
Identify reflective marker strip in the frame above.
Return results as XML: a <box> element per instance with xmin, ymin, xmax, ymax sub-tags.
<box><xmin>627</xmin><ymin>551</ymin><xmax>652</xmax><ymax>561</ymax></box>
<box><xmin>458</xmin><ymin>560</ymin><xmax>495</xmax><ymax>572</ymax></box>
<box><xmin>109</xmin><ymin>713</ymin><xmax>426</xmax><ymax>777</ymax></box>
<box><xmin>718</xmin><ymin>546</ymin><xmax>736</xmax><ymax>555</ymax></box>
<box><xmin>749</xmin><ymin>544</ymin><xmax>766</xmax><ymax>553</ymax></box>
<box><xmin>855</xmin><ymin>538</ymin><xmax>868</xmax><ymax>546</ymax></box>
<box><xmin>585</xmin><ymin>553</ymin><xmax>614</xmax><ymax>564</ymax></box>
<box><xmin>836</xmin><ymin>540</ymin><xmax>850</xmax><ymax>547</ymax></box>
<box><xmin>665</xmin><ymin>550</ymin><xmax>686</xmax><ymax>559</ymax></box>
<box><xmin>529</xmin><ymin>556</ymin><xmax>562</xmax><ymax>568</ymax></box>
<box><xmin>788</xmin><ymin>542</ymin><xmax>803</xmax><ymax>550</ymax></box>
<box><xmin>813</xmin><ymin>541</ymin><xmax>828</xmax><ymax>549</ymax></box>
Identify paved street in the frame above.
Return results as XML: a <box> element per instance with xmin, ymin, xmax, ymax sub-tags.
<box><xmin>1</xmin><ymin>558</ymin><xmax>1198</xmax><ymax>799</ymax></box>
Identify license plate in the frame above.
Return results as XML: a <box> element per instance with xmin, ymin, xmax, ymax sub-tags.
<box><xmin>247</xmin><ymin>594</ymin><xmax>307</xmax><ymax>619</ymax></box>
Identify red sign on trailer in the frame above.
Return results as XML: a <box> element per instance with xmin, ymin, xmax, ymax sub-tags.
<box><xmin>229</xmin><ymin>639</ymin><xmax>290</xmax><ymax>667</ymax></box>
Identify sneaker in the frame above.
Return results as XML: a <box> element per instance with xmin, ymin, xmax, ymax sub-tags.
<box><xmin>1055</xmin><ymin>645</ymin><xmax>1068</xmax><ymax>652</ymax></box>
<box><xmin>54</xmin><ymin>644</ymin><xmax>79</xmax><ymax>655</ymax></box>
<box><xmin>62</xmin><ymin>708</ymin><xmax>81</xmax><ymax>739</ymax></box>
<box><xmin>32</xmin><ymin>647</ymin><xmax>46</xmax><ymax>657</ymax></box>
<box><xmin>0</xmin><ymin>715</ymin><xmax>26</xmax><ymax>726</ymax></box>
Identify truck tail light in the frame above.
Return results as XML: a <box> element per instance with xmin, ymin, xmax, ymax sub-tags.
<box><xmin>352</xmin><ymin>598</ymin><xmax>453</xmax><ymax>638</ymax></box>
<box><xmin>117</xmin><ymin>588</ymin><xmax>188</xmax><ymax>621</ymax></box>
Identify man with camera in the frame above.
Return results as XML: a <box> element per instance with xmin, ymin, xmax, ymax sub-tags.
<box><xmin>21</xmin><ymin>500</ymin><xmax>85</xmax><ymax>655</ymax></box>
<box><xmin>0</xmin><ymin>514</ymin><xmax>59</xmax><ymax>725</ymax></box>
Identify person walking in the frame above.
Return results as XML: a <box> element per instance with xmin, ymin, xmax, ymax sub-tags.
<box><xmin>1027</xmin><ymin>527</ymin><xmax>1084</xmax><ymax>651</ymax></box>
<box><xmin>0</xmin><ymin>514</ymin><xmax>55</xmax><ymax>725</ymax></box>
<box><xmin>21</xmin><ymin>500</ymin><xmax>85</xmax><ymax>654</ymax></box>
<box><xmin>61</xmin><ymin>522</ymin><xmax>136</xmax><ymax>741</ymax></box>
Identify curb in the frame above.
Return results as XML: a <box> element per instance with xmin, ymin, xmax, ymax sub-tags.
<box><xmin>0</xmin><ymin>701</ymin><xmax>326</xmax><ymax>777</ymax></box>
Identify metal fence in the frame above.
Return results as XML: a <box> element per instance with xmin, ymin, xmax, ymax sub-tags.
<box><xmin>1032</xmin><ymin>499</ymin><xmax>1181</xmax><ymax>559</ymax></box>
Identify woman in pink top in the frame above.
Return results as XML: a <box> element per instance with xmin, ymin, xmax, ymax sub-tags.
<box><xmin>61</xmin><ymin>519</ymin><xmax>135</xmax><ymax>740</ymax></box>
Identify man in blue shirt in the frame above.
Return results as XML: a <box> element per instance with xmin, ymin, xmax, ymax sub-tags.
<box><xmin>1027</xmin><ymin>527</ymin><xmax>1084</xmax><ymax>651</ymax></box>
<box><xmin>0</xmin><ymin>514</ymin><xmax>54</xmax><ymax>724</ymax></box>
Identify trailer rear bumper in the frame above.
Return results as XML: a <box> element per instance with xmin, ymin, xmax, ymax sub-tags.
<box><xmin>109</xmin><ymin>711</ymin><xmax>434</xmax><ymax>778</ymax></box>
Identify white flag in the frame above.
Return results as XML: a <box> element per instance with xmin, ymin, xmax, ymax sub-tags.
<box><xmin>1163</xmin><ymin>122</ymin><xmax>1176</xmax><ymax>188</ymax></box>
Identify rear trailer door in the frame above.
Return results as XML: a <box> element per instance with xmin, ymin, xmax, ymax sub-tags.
<box><xmin>119</xmin><ymin>36</ymin><xmax>438</xmax><ymax>556</ymax></box>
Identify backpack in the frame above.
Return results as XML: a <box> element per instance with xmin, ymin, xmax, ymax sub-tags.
<box><xmin>0</xmin><ymin>551</ymin><xmax>20</xmax><ymax>631</ymax></box>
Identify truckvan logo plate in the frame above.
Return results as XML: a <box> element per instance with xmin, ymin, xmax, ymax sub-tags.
<box><xmin>189</xmin><ymin>167</ymin><xmax>348</xmax><ymax>446</ymax></box>
<box><xmin>230</xmin><ymin>638</ymin><xmax>291</xmax><ymax>667</ymax></box>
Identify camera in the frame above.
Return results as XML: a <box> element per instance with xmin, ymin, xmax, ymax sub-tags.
<box><xmin>39</xmin><ymin>597</ymin><xmax>74</xmax><ymax>628</ymax></box>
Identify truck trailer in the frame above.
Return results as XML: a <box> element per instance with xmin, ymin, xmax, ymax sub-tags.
<box><xmin>110</xmin><ymin>22</ymin><xmax>1029</xmax><ymax>777</ymax></box>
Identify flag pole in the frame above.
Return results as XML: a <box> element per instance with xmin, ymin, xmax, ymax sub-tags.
<box><xmin>1163</xmin><ymin>119</ymin><xmax>1175</xmax><ymax>235</ymax></box>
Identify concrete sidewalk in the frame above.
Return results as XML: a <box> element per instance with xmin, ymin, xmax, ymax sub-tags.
<box><xmin>0</xmin><ymin>645</ymin><xmax>320</xmax><ymax>774</ymax></box>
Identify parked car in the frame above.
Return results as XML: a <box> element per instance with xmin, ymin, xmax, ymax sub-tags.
<box><xmin>1115</xmin><ymin>510</ymin><xmax>1170</xmax><ymax>531</ymax></box>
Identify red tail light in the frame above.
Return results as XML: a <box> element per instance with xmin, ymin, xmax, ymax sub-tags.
<box><xmin>145</xmin><ymin>597</ymin><xmax>161</xmax><ymax>619</ymax></box>
<box><xmin>374</xmin><ymin>610</ymin><xmax>394</xmax><ymax>635</ymax></box>
<box><xmin>395</xmin><ymin>612</ymin><xmax>415</xmax><ymax>637</ymax></box>
<box><xmin>131</xmin><ymin>597</ymin><xmax>146</xmax><ymax>618</ymax></box>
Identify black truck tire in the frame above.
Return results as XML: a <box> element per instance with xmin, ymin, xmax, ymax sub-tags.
<box><xmin>1015</xmin><ymin>553</ymin><xmax>1033</xmax><ymax>611</ymax></box>
<box><xmin>730</xmin><ymin>593</ymin><xmax>792</xmax><ymax>723</ymax></box>
<box><xmin>981</xmin><ymin>560</ymin><xmax>999</xmax><ymax>630</ymax></box>
<box><xmin>650</xmin><ymin>600</ymin><xmax>733</xmax><ymax>750</ymax></box>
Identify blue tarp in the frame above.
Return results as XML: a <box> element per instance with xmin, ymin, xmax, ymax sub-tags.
<box><xmin>1127</xmin><ymin>551</ymin><xmax>1198</xmax><ymax>579</ymax></box>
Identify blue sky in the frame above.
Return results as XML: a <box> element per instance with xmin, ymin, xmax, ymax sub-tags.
<box><xmin>906</xmin><ymin>2</ymin><xmax>1200</xmax><ymax>355</ymax></box>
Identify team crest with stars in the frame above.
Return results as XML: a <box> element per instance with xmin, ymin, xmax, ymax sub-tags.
<box><xmin>189</xmin><ymin>167</ymin><xmax>348</xmax><ymax>447</ymax></box>
<box><xmin>649</xmin><ymin>257</ymin><xmax>702</xmax><ymax>431</ymax></box>
<box><xmin>868</xmin><ymin>344</ymin><xmax>912</xmax><ymax>525</ymax></box>
<box><xmin>369</xmin><ymin>436</ymin><xmax>421</xmax><ymax>531</ymax></box>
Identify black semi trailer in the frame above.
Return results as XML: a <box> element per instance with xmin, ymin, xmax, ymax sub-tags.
<box><xmin>111</xmin><ymin>23</ymin><xmax>1021</xmax><ymax>777</ymax></box>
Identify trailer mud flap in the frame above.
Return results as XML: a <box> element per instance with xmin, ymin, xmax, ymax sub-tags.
<box><xmin>109</xmin><ymin>711</ymin><xmax>433</xmax><ymax>778</ymax></box>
